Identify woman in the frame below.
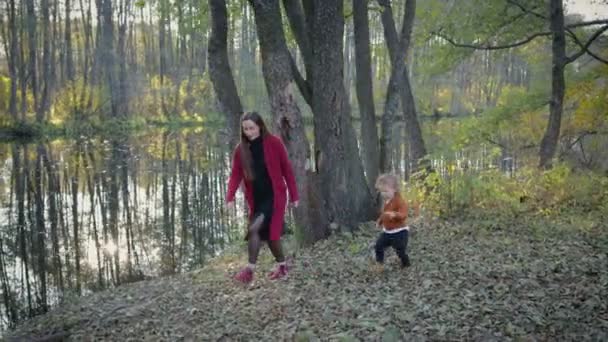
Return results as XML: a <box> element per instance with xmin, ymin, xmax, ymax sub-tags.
<box><xmin>225</xmin><ymin>111</ymin><xmax>299</xmax><ymax>284</ymax></box>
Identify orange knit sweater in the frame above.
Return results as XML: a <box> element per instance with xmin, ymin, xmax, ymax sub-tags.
<box><xmin>377</xmin><ymin>192</ymin><xmax>409</xmax><ymax>230</ymax></box>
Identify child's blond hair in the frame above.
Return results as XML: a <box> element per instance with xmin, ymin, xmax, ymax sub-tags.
<box><xmin>375</xmin><ymin>173</ymin><xmax>401</xmax><ymax>192</ymax></box>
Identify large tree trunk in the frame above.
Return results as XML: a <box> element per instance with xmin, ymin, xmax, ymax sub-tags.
<box><xmin>353</xmin><ymin>0</ymin><xmax>380</xmax><ymax>187</ymax></box>
<box><xmin>539</xmin><ymin>0</ymin><xmax>566</xmax><ymax>169</ymax></box>
<box><xmin>249</xmin><ymin>0</ymin><xmax>326</xmax><ymax>245</ymax></box>
<box><xmin>311</xmin><ymin>0</ymin><xmax>374</xmax><ymax>229</ymax></box>
<box><xmin>208</xmin><ymin>0</ymin><xmax>243</xmax><ymax>147</ymax></box>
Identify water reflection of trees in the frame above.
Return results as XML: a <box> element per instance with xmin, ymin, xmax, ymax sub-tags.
<box><xmin>0</xmin><ymin>130</ymin><xmax>239</xmax><ymax>329</ymax></box>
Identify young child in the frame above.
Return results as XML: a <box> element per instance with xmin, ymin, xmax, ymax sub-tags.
<box><xmin>373</xmin><ymin>173</ymin><xmax>417</xmax><ymax>271</ymax></box>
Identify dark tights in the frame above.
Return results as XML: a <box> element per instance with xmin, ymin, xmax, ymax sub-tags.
<box><xmin>247</xmin><ymin>214</ymin><xmax>285</xmax><ymax>265</ymax></box>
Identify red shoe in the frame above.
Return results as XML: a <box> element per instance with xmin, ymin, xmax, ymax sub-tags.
<box><xmin>234</xmin><ymin>267</ymin><xmax>254</xmax><ymax>284</ymax></box>
<box><xmin>269</xmin><ymin>264</ymin><xmax>289</xmax><ymax>280</ymax></box>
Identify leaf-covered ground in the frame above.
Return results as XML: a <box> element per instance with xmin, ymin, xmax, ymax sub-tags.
<box><xmin>7</xmin><ymin>218</ymin><xmax>608</xmax><ymax>341</ymax></box>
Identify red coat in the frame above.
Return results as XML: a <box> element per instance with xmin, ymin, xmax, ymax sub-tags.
<box><xmin>226</xmin><ymin>134</ymin><xmax>299</xmax><ymax>241</ymax></box>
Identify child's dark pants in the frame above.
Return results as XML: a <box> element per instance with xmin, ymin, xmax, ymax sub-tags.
<box><xmin>375</xmin><ymin>230</ymin><xmax>410</xmax><ymax>267</ymax></box>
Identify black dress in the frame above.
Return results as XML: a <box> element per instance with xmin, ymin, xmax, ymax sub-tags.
<box><xmin>249</xmin><ymin>136</ymin><xmax>274</xmax><ymax>241</ymax></box>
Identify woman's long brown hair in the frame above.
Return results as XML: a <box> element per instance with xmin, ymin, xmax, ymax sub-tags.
<box><xmin>239</xmin><ymin>111</ymin><xmax>269</xmax><ymax>181</ymax></box>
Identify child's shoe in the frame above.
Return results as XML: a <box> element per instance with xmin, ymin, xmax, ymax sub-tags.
<box><xmin>371</xmin><ymin>262</ymin><xmax>385</xmax><ymax>274</ymax></box>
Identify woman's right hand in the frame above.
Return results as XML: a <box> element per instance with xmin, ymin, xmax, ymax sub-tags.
<box><xmin>225</xmin><ymin>201</ymin><xmax>236</xmax><ymax>211</ymax></box>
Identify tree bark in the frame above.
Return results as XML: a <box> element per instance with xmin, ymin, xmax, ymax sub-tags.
<box><xmin>71</xmin><ymin>145</ymin><xmax>81</xmax><ymax>294</ymax></box>
<box><xmin>539</xmin><ymin>0</ymin><xmax>566</xmax><ymax>169</ymax></box>
<box><xmin>34</xmin><ymin>145</ymin><xmax>48</xmax><ymax>312</ymax></box>
<box><xmin>353</xmin><ymin>0</ymin><xmax>380</xmax><ymax>187</ymax></box>
<box><xmin>39</xmin><ymin>0</ymin><xmax>52</xmax><ymax>117</ymax></box>
<box><xmin>13</xmin><ymin>145</ymin><xmax>33</xmax><ymax>315</ymax></box>
<box><xmin>25</xmin><ymin>0</ymin><xmax>38</xmax><ymax>116</ymax></box>
<box><xmin>79</xmin><ymin>0</ymin><xmax>93</xmax><ymax>111</ymax></box>
<box><xmin>116</xmin><ymin>0</ymin><xmax>129</xmax><ymax>116</ymax></box>
<box><xmin>159</xmin><ymin>0</ymin><xmax>169</xmax><ymax>116</ymax></box>
<box><xmin>378</xmin><ymin>0</ymin><xmax>426</xmax><ymax>171</ymax></box>
<box><xmin>208</xmin><ymin>0</ymin><xmax>243</xmax><ymax>146</ymax></box>
<box><xmin>249</xmin><ymin>0</ymin><xmax>327</xmax><ymax>245</ymax></box>
<box><xmin>378</xmin><ymin>0</ymin><xmax>402</xmax><ymax>172</ymax></box>
<box><xmin>282</xmin><ymin>0</ymin><xmax>314</xmax><ymax>105</ymax></box>
<box><xmin>42</xmin><ymin>145</ymin><xmax>64</xmax><ymax>294</ymax></box>
<box><xmin>65</xmin><ymin>0</ymin><xmax>75</xmax><ymax>81</ymax></box>
<box><xmin>311</xmin><ymin>0</ymin><xmax>374</xmax><ymax>229</ymax></box>
<box><xmin>6</xmin><ymin>0</ymin><xmax>19</xmax><ymax>118</ymax></box>
<box><xmin>99</xmin><ymin>0</ymin><xmax>119</xmax><ymax>116</ymax></box>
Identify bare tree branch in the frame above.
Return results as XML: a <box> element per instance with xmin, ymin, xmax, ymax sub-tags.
<box><xmin>567</xmin><ymin>20</ymin><xmax>608</xmax><ymax>29</ymax></box>
<box><xmin>288</xmin><ymin>51</ymin><xmax>312</xmax><ymax>105</ymax></box>
<box><xmin>505</xmin><ymin>0</ymin><xmax>608</xmax><ymax>29</ymax></box>
<box><xmin>565</xmin><ymin>25</ymin><xmax>608</xmax><ymax>65</ymax></box>
<box><xmin>433</xmin><ymin>30</ymin><xmax>552</xmax><ymax>50</ymax></box>
<box><xmin>506</xmin><ymin>0</ymin><xmax>547</xmax><ymax>20</ymax></box>
<box><xmin>435</xmin><ymin>0</ymin><xmax>608</xmax><ymax>64</ymax></box>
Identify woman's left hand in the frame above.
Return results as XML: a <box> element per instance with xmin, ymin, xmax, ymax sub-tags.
<box><xmin>291</xmin><ymin>201</ymin><xmax>299</xmax><ymax>208</ymax></box>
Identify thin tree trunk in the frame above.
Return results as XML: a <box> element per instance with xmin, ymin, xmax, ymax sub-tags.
<box><xmin>34</xmin><ymin>145</ymin><xmax>48</xmax><ymax>312</ymax></box>
<box><xmin>108</xmin><ymin>140</ymin><xmax>121</xmax><ymax>285</ymax></box>
<box><xmin>79</xmin><ymin>0</ymin><xmax>93</xmax><ymax>112</ymax></box>
<box><xmin>177</xmin><ymin>139</ymin><xmax>189</xmax><ymax>271</ymax></box>
<box><xmin>120</xmin><ymin>143</ymin><xmax>133</xmax><ymax>278</ymax></box>
<box><xmin>282</xmin><ymin>0</ymin><xmax>314</xmax><ymax>105</ymax></box>
<box><xmin>42</xmin><ymin>145</ymin><xmax>64</xmax><ymax>294</ymax></box>
<box><xmin>13</xmin><ymin>145</ymin><xmax>33</xmax><ymax>316</ymax></box>
<box><xmin>378</xmin><ymin>0</ymin><xmax>402</xmax><ymax>171</ymax></box>
<box><xmin>100</xmin><ymin>0</ymin><xmax>118</xmax><ymax>116</ymax></box>
<box><xmin>161</xmin><ymin>133</ymin><xmax>175</xmax><ymax>274</ymax></box>
<box><xmin>39</xmin><ymin>0</ymin><xmax>52</xmax><ymax>117</ymax></box>
<box><xmin>539</xmin><ymin>0</ymin><xmax>566</xmax><ymax>169</ymax></box>
<box><xmin>378</xmin><ymin>0</ymin><xmax>426</xmax><ymax>170</ymax></box>
<box><xmin>400</xmin><ymin>62</ymin><xmax>426</xmax><ymax>163</ymax></box>
<box><xmin>6</xmin><ymin>0</ymin><xmax>19</xmax><ymax>118</ymax></box>
<box><xmin>208</xmin><ymin>0</ymin><xmax>243</xmax><ymax>147</ymax></box>
<box><xmin>25</xmin><ymin>0</ymin><xmax>38</xmax><ymax>116</ymax></box>
<box><xmin>116</xmin><ymin>0</ymin><xmax>129</xmax><ymax>116</ymax></box>
<box><xmin>0</xmin><ymin>239</ymin><xmax>18</xmax><ymax>326</ymax></box>
<box><xmin>65</xmin><ymin>0</ymin><xmax>75</xmax><ymax>81</ymax></box>
<box><xmin>159</xmin><ymin>0</ymin><xmax>169</xmax><ymax>116</ymax></box>
<box><xmin>87</xmin><ymin>147</ymin><xmax>107</xmax><ymax>287</ymax></box>
<box><xmin>353</xmin><ymin>0</ymin><xmax>380</xmax><ymax>187</ymax></box>
<box><xmin>71</xmin><ymin>145</ymin><xmax>81</xmax><ymax>294</ymax></box>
